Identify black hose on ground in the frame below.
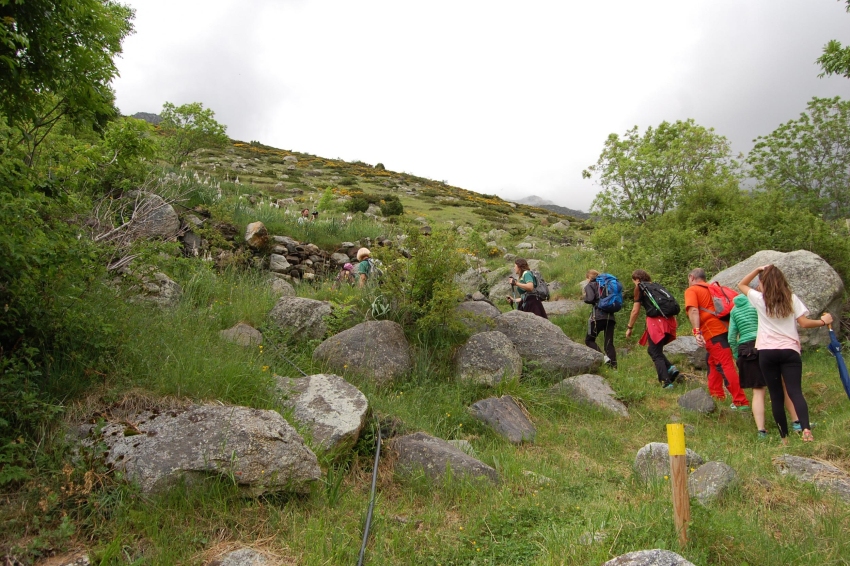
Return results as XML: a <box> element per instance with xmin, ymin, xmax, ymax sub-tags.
<box><xmin>357</xmin><ymin>422</ymin><xmax>382</xmax><ymax>566</ymax></box>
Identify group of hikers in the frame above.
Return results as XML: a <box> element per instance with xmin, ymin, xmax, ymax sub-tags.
<box><xmin>506</xmin><ymin>258</ymin><xmax>831</xmax><ymax>443</ymax></box>
<box><xmin>336</xmin><ymin>253</ymin><xmax>829</xmax><ymax>442</ymax></box>
<box><xmin>333</xmin><ymin>247</ymin><xmax>375</xmax><ymax>288</ymax></box>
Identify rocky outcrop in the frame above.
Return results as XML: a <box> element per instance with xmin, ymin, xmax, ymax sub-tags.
<box><xmin>773</xmin><ymin>455</ymin><xmax>850</xmax><ymax>502</ymax></box>
<box><xmin>634</xmin><ymin>442</ymin><xmax>704</xmax><ymax>483</ymax></box>
<box><xmin>455</xmin><ymin>300</ymin><xmax>501</xmax><ymax>333</ymax></box>
<box><xmin>677</xmin><ymin>388</ymin><xmax>716</xmax><ymax>414</ymax></box>
<box><xmin>220</xmin><ymin>323</ymin><xmax>263</xmax><ymax>346</ymax></box>
<box><xmin>541</xmin><ymin>299</ymin><xmax>582</xmax><ymax>316</ymax></box>
<box><xmin>128</xmin><ymin>192</ymin><xmax>180</xmax><ymax>241</ymax></box>
<box><xmin>268</xmin><ymin>296</ymin><xmax>332</xmax><ymax>340</ymax></box>
<box><xmin>711</xmin><ymin>250</ymin><xmax>845</xmax><ymax>346</ymax></box>
<box><xmin>664</xmin><ymin>337</ymin><xmax>707</xmax><ymax>370</ymax></box>
<box><xmin>270</xmin><ymin>277</ymin><xmax>296</xmax><ymax>297</ymax></box>
<box><xmin>603</xmin><ymin>550</ymin><xmax>695</xmax><ymax>566</ymax></box>
<box><xmin>390</xmin><ymin>432</ymin><xmax>498</xmax><ymax>484</ymax></box>
<box><xmin>125</xmin><ymin>269</ymin><xmax>182</xmax><ymax>308</ymax></box>
<box><xmin>454</xmin><ymin>268</ymin><xmax>486</xmax><ymax>296</ymax></box>
<box><xmin>277</xmin><ymin>373</ymin><xmax>369</xmax><ymax>451</ymax></box>
<box><xmin>244</xmin><ymin>221</ymin><xmax>269</xmax><ymax>250</ymax></box>
<box><xmin>455</xmin><ymin>331</ymin><xmax>522</xmax><ymax>386</ymax></box>
<box><xmin>550</xmin><ymin>374</ymin><xmax>629</xmax><ymax>417</ymax></box>
<box><xmin>494</xmin><ymin>310</ymin><xmax>603</xmax><ymax>377</ymax></box>
<box><xmin>312</xmin><ymin>320</ymin><xmax>412</xmax><ymax>385</ymax></box>
<box><xmin>91</xmin><ymin>405</ymin><xmax>320</xmax><ymax>495</ymax></box>
<box><xmin>469</xmin><ymin>395</ymin><xmax>535</xmax><ymax>444</ymax></box>
<box><xmin>688</xmin><ymin>461</ymin><xmax>737</xmax><ymax>505</ymax></box>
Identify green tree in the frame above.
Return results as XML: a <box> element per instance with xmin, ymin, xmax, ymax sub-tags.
<box><xmin>0</xmin><ymin>0</ymin><xmax>135</xmax><ymax>165</ymax></box>
<box><xmin>747</xmin><ymin>96</ymin><xmax>850</xmax><ymax>219</ymax></box>
<box><xmin>158</xmin><ymin>102</ymin><xmax>228</xmax><ymax>165</ymax></box>
<box><xmin>816</xmin><ymin>1</ymin><xmax>850</xmax><ymax>78</ymax></box>
<box><xmin>583</xmin><ymin>119</ymin><xmax>736</xmax><ymax>223</ymax></box>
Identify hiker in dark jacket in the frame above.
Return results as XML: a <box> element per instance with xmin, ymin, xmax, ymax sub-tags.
<box><xmin>583</xmin><ymin>269</ymin><xmax>617</xmax><ymax>368</ymax></box>
<box><xmin>506</xmin><ymin>258</ymin><xmax>547</xmax><ymax>319</ymax></box>
<box><xmin>625</xmin><ymin>269</ymin><xmax>679</xmax><ymax>388</ymax></box>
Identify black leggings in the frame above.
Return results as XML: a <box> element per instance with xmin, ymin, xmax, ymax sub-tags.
<box><xmin>758</xmin><ymin>349</ymin><xmax>808</xmax><ymax>437</ymax></box>
<box><xmin>586</xmin><ymin>319</ymin><xmax>616</xmax><ymax>366</ymax></box>
<box><xmin>647</xmin><ymin>334</ymin><xmax>673</xmax><ymax>384</ymax></box>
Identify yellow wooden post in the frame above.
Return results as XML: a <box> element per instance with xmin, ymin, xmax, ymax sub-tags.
<box><xmin>666</xmin><ymin>423</ymin><xmax>690</xmax><ymax>547</ymax></box>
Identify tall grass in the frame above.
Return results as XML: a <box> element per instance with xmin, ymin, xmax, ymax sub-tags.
<box><xmin>116</xmin><ymin>267</ymin><xmax>279</xmax><ymax>406</ymax></box>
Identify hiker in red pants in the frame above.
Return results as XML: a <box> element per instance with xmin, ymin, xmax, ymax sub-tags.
<box><xmin>684</xmin><ymin>268</ymin><xmax>750</xmax><ymax>410</ymax></box>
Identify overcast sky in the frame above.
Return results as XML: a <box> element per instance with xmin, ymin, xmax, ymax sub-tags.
<box><xmin>113</xmin><ymin>0</ymin><xmax>850</xmax><ymax>211</ymax></box>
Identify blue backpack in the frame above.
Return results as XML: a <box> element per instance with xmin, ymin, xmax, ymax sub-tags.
<box><xmin>595</xmin><ymin>273</ymin><xmax>624</xmax><ymax>313</ymax></box>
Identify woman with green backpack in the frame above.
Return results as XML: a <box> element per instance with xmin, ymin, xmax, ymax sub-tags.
<box><xmin>506</xmin><ymin>258</ymin><xmax>547</xmax><ymax>319</ymax></box>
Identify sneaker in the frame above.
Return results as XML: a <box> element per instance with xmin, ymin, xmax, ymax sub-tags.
<box><xmin>667</xmin><ymin>365</ymin><xmax>680</xmax><ymax>380</ymax></box>
<box><xmin>757</xmin><ymin>430</ymin><xmax>768</xmax><ymax>439</ymax></box>
<box><xmin>791</xmin><ymin>421</ymin><xmax>816</xmax><ymax>432</ymax></box>
<box><xmin>730</xmin><ymin>404</ymin><xmax>751</xmax><ymax>412</ymax></box>
<box><xmin>662</xmin><ymin>381</ymin><xmax>675</xmax><ymax>390</ymax></box>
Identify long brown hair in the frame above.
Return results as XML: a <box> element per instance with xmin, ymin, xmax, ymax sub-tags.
<box><xmin>761</xmin><ymin>265</ymin><xmax>793</xmax><ymax>318</ymax></box>
<box><xmin>515</xmin><ymin>258</ymin><xmax>530</xmax><ymax>272</ymax></box>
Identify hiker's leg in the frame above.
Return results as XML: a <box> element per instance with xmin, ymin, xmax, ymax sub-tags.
<box><xmin>759</xmin><ymin>349</ymin><xmax>790</xmax><ymax>438</ymax></box>
<box><xmin>585</xmin><ymin>319</ymin><xmax>601</xmax><ymax>352</ymax></box>
<box><xmin>781</xmin><ymin>380</ymin><xmax>800</xmax><ymax>422</ymax></box>
<box><xmin>704</xmin><ymin>341</ymin><xmax>726</xmax><ymax>399</ymax></box>
<box><xmin>751</xmin><ymin>387</ymin><xmax>766</xmax><ymax>431</ymax></box>
<box><xmin>647</xmin><ymin>335</ymin><xmax>671</xmax><ymax>383</ymax></box>
<box><xmin>709</xmin><ymin>334</ymin><xmax>748</xmax><ymax>406</ymax></box>
<box><xmin>602</xmin><ymin>320</ymin><xmax>617</xmax><ymax>366</ymax></box>
<box><xmin>779</xmin><ymin>351</ymin><xmax>809</xmax><ymax>431</ymax></box>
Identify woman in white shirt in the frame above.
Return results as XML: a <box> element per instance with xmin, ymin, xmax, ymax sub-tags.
<box><xmin>738</xmin><ymin>265</ymin><xmax>833</xmax><ymax>443</ymax></box>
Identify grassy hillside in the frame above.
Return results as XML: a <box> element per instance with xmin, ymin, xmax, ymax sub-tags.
<box><xmin>2</xmin><ymin>140</ymin><xmax>849</xmax><ymax>566</ymax></box>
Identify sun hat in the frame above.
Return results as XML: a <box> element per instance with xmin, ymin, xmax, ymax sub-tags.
<box><xmin>356</xmin><ymin>247</ymin><xmax>371</xmax><ymax>261</ymax></box>
<box><xmin>343</xmin><ymin>262</ymin><xmax>354</xmax><ymax>271</ymax></box>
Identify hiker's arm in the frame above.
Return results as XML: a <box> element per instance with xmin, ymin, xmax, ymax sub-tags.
<box><xmin>582</xmin><ymin>282</ymin><xmax>594</xmax><ymax>304</ymax></box>
<box><xmin>798</xmin><ymin>312</ymin><xmax>833</xmax><ymax>329</ymax></box>
<box><xmin>625</xmin><ymin>301</ymin><xmax>641</xmax><ymax>338</ymax></box>
<box><xmin>515</xmin><ymin>274</ymin><xmax>534</xmax><ymax>292</ymax></box>
<box><xmin>359</xmin><ymin>273</ymin><xmax>367</xmax><ymax>288</ymax></box>
<box><xmin>738</xmin><ymin>266</ymin><xmax>766</xmax><ymax>295</ymax></box>
<box><xmin>687</xmin><ymin>307</ymin><xmax>705</xmax><ymax>346</ymax></box>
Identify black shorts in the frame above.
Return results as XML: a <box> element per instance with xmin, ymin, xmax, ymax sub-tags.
<box><xmin>736</xmin><ymin>341</ymin><xmax>766</xmax><ymax>388</ymax></box>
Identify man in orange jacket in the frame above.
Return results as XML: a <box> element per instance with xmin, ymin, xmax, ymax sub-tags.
<box><xmin>684</xmin><ymin>268</ymin><xmax>750</xmax><ymax>410</ymax></box>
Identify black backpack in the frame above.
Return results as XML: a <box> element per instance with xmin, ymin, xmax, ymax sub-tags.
<box><xmin>529</xmin><ymin>270</ymin><xmax>550</xmax><ymax>301</ymax></box>
<box><xmin>638</xmin><ymin>282</ymin><xmax>680</xmax><ymax>318</ymax></box>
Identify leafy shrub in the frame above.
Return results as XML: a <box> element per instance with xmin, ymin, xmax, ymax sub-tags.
<box><xmin>377</xmin><ymin>228</ymin><xmax>468</xmax><ymax>347</ymax></box>
<box><xmin>347</xmin><ymin>197</ymin><xmax>369</xmax><ymax>213</ymax></box>
<box><xmin>379</xmin><ymin>195</ymin><xmax>404</xmax><ymax>217</ymax></box>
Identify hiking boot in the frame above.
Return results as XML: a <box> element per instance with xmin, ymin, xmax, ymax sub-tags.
<box><xmin>730</xmin><ymin>404</ymin><xmax>751</xmax><ymax>412</ymax></box>
<box><xmin>667</xmin><ymin>365</ymin><xmax>680</xmax><ymax>380</ymax></box>
<box><xmin>662</xmin><ymin>381</ymin><xmax>675</xmax><ymax>390</ymax></box>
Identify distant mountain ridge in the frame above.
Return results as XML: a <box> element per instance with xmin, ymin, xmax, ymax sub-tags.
<box><xmin>131</xmin><ymin>112</ymin><xmax>162</xmax><ymax>125</ymax></box>
<box><xmin>512</xmin><ymin>195</ymin><xmax>590</xmax><ymax>220</ymax></box>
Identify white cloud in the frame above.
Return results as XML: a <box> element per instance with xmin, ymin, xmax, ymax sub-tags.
<box><xmin>114</xmin><ymin>0</ymin><xmax>850</xmax><ymax>211</ymax></box>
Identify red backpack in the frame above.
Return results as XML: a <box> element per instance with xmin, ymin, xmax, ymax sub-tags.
<box><xmin>699</xmin><ymin>281</ymin><xmax>738</xmax><ymax>321</ymax></box>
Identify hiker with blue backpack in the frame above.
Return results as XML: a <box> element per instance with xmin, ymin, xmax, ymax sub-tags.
<box><xmin>506</xmin><ymin>258</ymin><xmax>548</xmax><ymax>319</ymax></box>
<box><xmin>625</xmin><ymin>269</ymin><xmax>681</xmax><ymax>388</ymax></box>
<box><xmin>583</xmin><ymin>270</ymin><xmax>622</xmax><ymax>369</ymax></box>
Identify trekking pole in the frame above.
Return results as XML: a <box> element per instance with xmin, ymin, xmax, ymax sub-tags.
<box><xmin>666</xmin><ymin>423</ymin><xmax>690</xmax><ymax>547</ymax></box>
